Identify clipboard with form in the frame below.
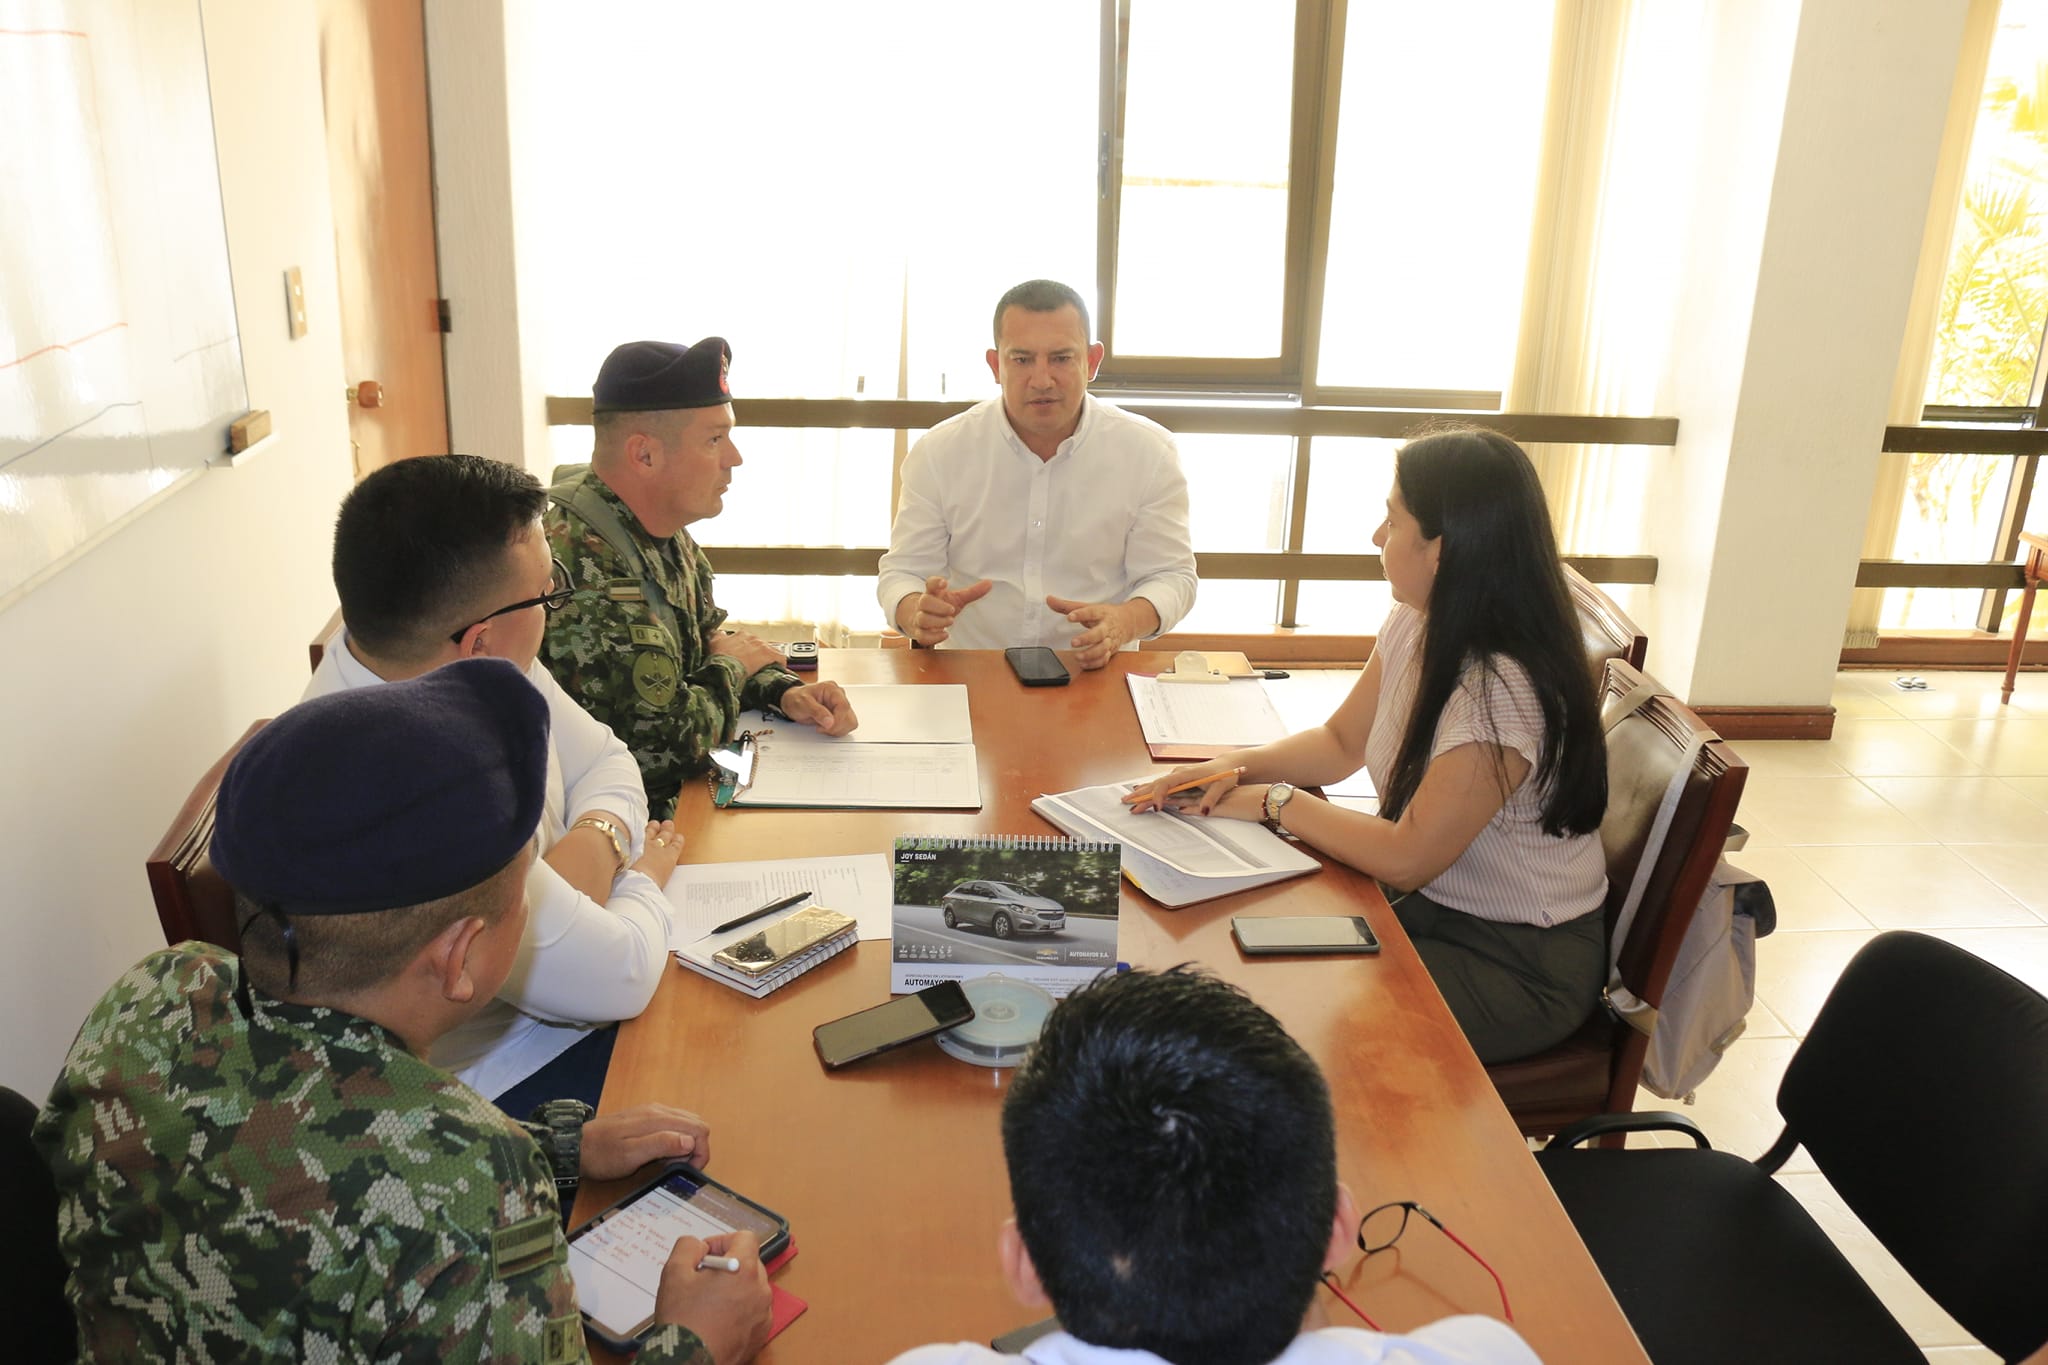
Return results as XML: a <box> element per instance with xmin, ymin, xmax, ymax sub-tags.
<box><xmin>1124</xmin><ymin>673</ymin><xmax>1289</xmax><ymax>760</ymax></box>
<box><xmin>711</xmin><ymin>684</ymin><xmax>981</xmax><ymax>809</ymax></box>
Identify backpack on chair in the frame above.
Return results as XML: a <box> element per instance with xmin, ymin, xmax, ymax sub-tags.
<box><xmin>1601</xmin><ymin>681</ymin><xmax>1775</xmax><ymax>1102</ymax></box>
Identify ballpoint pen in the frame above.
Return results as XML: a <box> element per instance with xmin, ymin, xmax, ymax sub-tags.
<box><xmin>713</xmin><ymin>890</ymin><xmax>813</xmax><ymax>935</ymax></box>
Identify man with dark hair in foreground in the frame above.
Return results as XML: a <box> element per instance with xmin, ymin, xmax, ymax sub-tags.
<box><xmin>35</xmin><ymin>661</ymin><xmax>769</xmax><ymax>1363</ymax></box>
<box><xmin>886</xmin><ymin>967</ymin><xmax>1540</xmax><ymax>1365</ymax></box>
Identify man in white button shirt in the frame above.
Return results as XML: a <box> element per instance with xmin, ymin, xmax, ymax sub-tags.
<box><xmin>305</xmin><ymin>454</ymin><xmax>682</xmax><ymax>1113</ymax></box>
<box><xmin>885</xmin><ymin>967</ymin><xmax>1541</xmax><ymax>1365</ymax></box>
<box><xmin>876</xmin><ymin>279</ymin><xmax>1198</xmax><ymax>668</ymax></box>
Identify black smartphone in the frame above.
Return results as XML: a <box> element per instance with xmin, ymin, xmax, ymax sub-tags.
<box><xmin>1232</xmin><ymin>915</ymin><xmax>1382</xmax><ymax>956</ymax></box>
<box><xmin>1006</xmin><ymin>645</ymin><xmax>1071</xmax><ymax>687</ymax></box>
<box><xmin>813</xmin><ymin>980</ymin><xmax>977</xmax><ymax>1068</ymax></box>
<box><xmin>565</xmin><ymin>1162</ymin><xmax>790</xmax><ymax>1352</ymax></box>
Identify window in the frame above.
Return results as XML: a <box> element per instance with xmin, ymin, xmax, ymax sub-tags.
<box><xmin>524</xmin><ymin>2</ymin><xmax>1662</xmax><ymax>641</ymax></box>
<box><xmin>1104</xmin><ymin>0</ymin><xmax>1300</xmax><ymax>366</ymax></box>
<box><xmin>1883</xmin><ymin>0</ymin><xmax>2048</xmax><ymax>636</ymax></box>
<box><xmin>1314</xmin><ymin>1</ymin><xmax>1551</xmax><ymax>399</ymax></box>
<box><xmin>518</xmin><ymin>1</ymin><xmax>1096</xmax><ymax>636</ymax></box>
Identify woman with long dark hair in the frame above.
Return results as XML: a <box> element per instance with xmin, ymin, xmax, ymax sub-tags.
<box><xmin>1127</xmin><ymin>428</ymin><xmax>1608</xmax><ymax>1063</ymax></box>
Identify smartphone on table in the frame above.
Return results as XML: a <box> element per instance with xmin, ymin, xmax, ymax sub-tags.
<box><xmin>1005</xmin><ymin>646</ymin><xmax>1071</xmax><ymax>687</ymax></box>
<box><xmin>1232</xmin><ymin>915</ymin><xmax>1381</xmax><ymax>956</ymax></box>
<box><xmin>813</xmin><ymin>980</ymin><xmax>976</xmax><ymax>1068</ymax></box>
<box><xmin>566</xmin><ymin>1163</ymin><xmax>790</xmax><ymax>1352</ymax></box>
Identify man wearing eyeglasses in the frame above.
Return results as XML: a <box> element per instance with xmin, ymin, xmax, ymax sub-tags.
<box><xmin>306</xmin><ymin>453</ymin><xmax>680</xmax><ymax>1115</ymax></box>
<box><xmin>885</xmin><ymin>967</ymin><xmax>1540</xmax><ymax>1365</ymax></box>
<box><xmin>542</xmin><ymin>337</ymin><xmax>858</xmax><ymax>818</ymax></box>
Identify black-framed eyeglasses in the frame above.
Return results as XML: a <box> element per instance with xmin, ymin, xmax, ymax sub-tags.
<box><xmin>450</xmin><ymin>558</ymin><xmax>579</xmax><ymax>642</ymax></box>
<box><xmin>1320</xmin><ymin>1200</ymin><xmax>1513</xmax><ymax>1329</ymax></box>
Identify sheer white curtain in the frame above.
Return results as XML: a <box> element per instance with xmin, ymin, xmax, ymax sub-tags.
<box><xmin>1506</xmin><ymin>0</ymin><xmax>1710</xmax><ymax>556</ymax></box>
<box><xmin>511</xmin><ymin>2</ymin><xmax>1097</xmax><ymax>641</ymax></box>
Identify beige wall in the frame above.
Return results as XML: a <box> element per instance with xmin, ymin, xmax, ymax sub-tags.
<box><xmin>0</xmin><ymin>0</ymin><xmax>351</xmax><ymax>1095</ymax></box>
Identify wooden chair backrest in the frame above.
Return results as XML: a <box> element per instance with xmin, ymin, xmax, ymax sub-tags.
<box><xmin>1569</xmin><ymin>565</ymin><xmax>1648</xmax><ymax>683</ymax></box>
<box><xmin>144</xmin><ymin>720</ymin><xmax>269</xmax><ymax>951</ymax></box>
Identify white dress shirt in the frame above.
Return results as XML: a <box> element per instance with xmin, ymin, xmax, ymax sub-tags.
<box><xmin>304</xmin><ymin>631</ymin><xmax>676</xmax><ymax>1099</ymax></box>
<box><xmin>876</xmin><ymin>395</ymin><xmax>1198</xmax><ymax>651</ymax></box>
<box><xmin>885</xmin><ymin>1321</ymin><xmax>1541</xmax><ymax>1365</ymax></box>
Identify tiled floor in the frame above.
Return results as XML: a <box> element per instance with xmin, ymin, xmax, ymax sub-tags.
<box><xmin>1633</xmin><ymin>668</ymin><xmax>2048</xmax><ymax>1363</ymax></box>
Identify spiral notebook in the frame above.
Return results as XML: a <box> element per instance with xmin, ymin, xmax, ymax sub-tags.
<box><xmin>675</xmin><ymin>906</ymin><xmax>859</xmax><ymax>999</ymax></box>
<box><xmin>890</xmin><ymin>835</ymin><xmax>1123</xmax><ymax>997</ymax></box>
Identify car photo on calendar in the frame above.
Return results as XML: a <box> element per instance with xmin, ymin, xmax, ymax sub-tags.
<box><xmin>889</xmin><ymin>837</ymin><xmax>1123</xmax><ymax>996</ymax></box>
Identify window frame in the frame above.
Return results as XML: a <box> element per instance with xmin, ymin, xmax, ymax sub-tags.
<box><xmin>1092</xmin><ymin>0</ymin><xmax>1331</xmax><ymax>395</ymax></box>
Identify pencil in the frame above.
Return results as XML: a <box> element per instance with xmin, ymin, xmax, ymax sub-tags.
<box><xmin>1129</xmin><ymin>767</ymin><xmax>1246</xmax><ymax>803</ymax></box>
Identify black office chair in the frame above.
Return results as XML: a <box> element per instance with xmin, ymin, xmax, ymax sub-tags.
<box><xmin>1535</xmin><ymin>931</ymin><xmax>2048</xmax><ymax>1364</ymax></box>
<box><xmin>1</xmin><ymin>1086</ymin><xmax>77</xmax><ymax>1362</ymax></box>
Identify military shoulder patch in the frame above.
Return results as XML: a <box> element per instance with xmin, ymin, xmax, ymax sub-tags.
<box><xmin>492</xmin><ymin>1212</ymin><xmax>561</xmax><ymax>1280</ymax></box>
<box><xmin>606</xmin><ymin>582</ymin><xmax>647</xmax><ymax>603</ymax></box>
<box><xmin>543</xmin><ymin>1312</ymin><xmax>583</xmax><ymax>1364</ymax></box>
<box><xmin>629</xmin><ymin>624</ymin><xmax>669</xmax><ymax>649</ymax></box>
<box><xmin>633</xmin><ymin>648</ymin><xmax>680</xmax><ymax>707</ymax></box>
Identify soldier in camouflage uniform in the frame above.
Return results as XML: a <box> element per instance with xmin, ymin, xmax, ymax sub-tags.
<box><xmin>34</xmin><ymin>660</ymin><xmax>770</xmax><ymax>1364</ymax></box>
<box><xmin>544</xmin><ymin>337</ymin><xmax>858</xmax><ymax>816</ymax></box>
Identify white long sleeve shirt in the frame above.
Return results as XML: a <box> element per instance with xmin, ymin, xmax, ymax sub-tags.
<box><xmin>886</xmin><ymin>1321</ymin><xmax>1541</xmax><ymax>1365</ymax></box>
<box><xmin>304</xmin><ymin>632</ymin><xmax>676</xmax><ymax>1098</ymax></box>
<box><xmin>876</xmin><ymin>396</ymin><xmax>1198</xmax><ymax>651</ymax></box>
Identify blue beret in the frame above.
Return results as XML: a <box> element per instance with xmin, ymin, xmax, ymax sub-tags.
<box><xmin>211</xmin><ymin>658</ymin><xmax>550</xmax><ymax>916</ymax></box>
<box><xmin>592</xmin><ymin>337</ymin><xmax>733</xmax><ymax>413</ymax></box>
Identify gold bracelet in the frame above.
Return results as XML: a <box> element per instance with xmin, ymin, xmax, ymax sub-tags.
<box><xmin>570</xmin><ymin>815</ymin><xmax>628</xmax><ymax>872</ymax></box>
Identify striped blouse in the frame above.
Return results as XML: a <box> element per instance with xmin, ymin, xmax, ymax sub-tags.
<box><xmin>1362</xmin><ymin>604</ymin><xmax>1606</xmax><ymax>927</ymax></box>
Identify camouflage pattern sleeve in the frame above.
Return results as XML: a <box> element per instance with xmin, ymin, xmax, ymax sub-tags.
<box><xmin>639</xmin><ymin>1324</ymin><xmax>719</xmax><ymax>1363</ymax></box>
<box><xmin>545</xmin><ymin>505</ymin><xmax>753</xmax><ymax>817</ymax></box>
<box><xmin>32</xmin><ymin>944</ymin><xmax>705</xmax><ymax>1364</ymax></box>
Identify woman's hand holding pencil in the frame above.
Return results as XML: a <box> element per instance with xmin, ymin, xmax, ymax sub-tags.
<box><xmin>1122</xmin><ymin>763</ymin><xmax>1247</xmax><ymax>815</ymax></box>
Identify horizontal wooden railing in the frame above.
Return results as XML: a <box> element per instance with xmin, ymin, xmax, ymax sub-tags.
<box><xmin>704</xmin><ymin>545</ymin><xmax>1659</xmax><ymax>585</ymax></box>
<box><xmin>542</xmin><ymin>402</ymin><xmax>2038</xmax><ymax>596</ymax></box>
<box><xmin>547</xmin><ymin>395</ymin><xmax>1680</xmax><ymax>446</ymax></box>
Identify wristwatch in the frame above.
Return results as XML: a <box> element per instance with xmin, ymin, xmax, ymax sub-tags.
<box><xmin>570</xmin><ymin>815</ymin><xmax>628</xmax><ymax>873</ymax></box>
<box><xmin>1262</xmin><ymin>782</ymin><xmax>1297</xmax><ymax>833</ymax></box>
<box><xmin>523</xmin><ymin>1098</ymin><xmax>594</xmax><ymax>1194</ymax></box>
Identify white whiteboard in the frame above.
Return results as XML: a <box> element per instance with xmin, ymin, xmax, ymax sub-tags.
<box><xmin>0</xmin><ymin>0</ymin><xmax>248</xmax><ymax>609</ymax></box>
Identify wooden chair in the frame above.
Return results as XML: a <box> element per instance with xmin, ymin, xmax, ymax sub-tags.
<box><xmin>1999</xmin><ymin>529</ymin><xmax>2046</xmax><ymax>704</ymax></box>
<box><xmin>1566</xmin><ymin>564</ymin><xmax>1647</xmax><ymax>682</ymax></box>
<box><xmin>308</xmin><ymin>604</ymin><xmax>343</xmax><ymax>673</ymax></box>
<box><xmin>145</xmin><ymin>721</ymin><xmax>269</xmax><ymax>951</ymax></box>
<box><xmin>1486</xmin><ymin>660</ymin><xmax>1747</xmax><ymax>1137</ymax></box>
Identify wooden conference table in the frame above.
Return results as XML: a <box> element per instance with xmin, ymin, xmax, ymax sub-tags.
<box><xmin>577</xmin><ymin>649</ymin><xmax>1647</xmax><ymax>1365</ymax></box>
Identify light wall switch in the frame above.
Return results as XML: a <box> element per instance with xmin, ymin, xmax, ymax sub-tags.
<box><xmin>284</xmin><ymin>266</ymin><xmax>308</xmax><ymax>339</ymax></box>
